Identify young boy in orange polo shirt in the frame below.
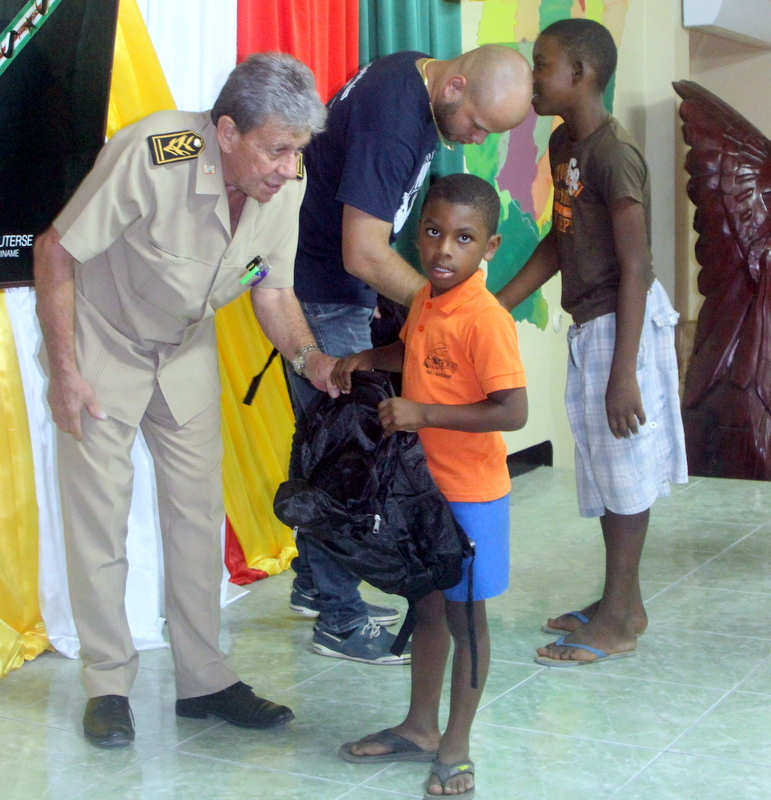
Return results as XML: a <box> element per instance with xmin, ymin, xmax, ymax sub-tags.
<box><xmin>331</xmin><ymin>173</ymin><xmax>528</xmax><ymax>800</ymax></box>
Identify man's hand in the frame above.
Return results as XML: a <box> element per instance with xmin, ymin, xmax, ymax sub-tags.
<box><xmin>303</xmin><ymin>350</ymin><xmax>340</xmax><ymax>398</ymax></box>
<box><xmin>47</xmin><ymin>370</ymin><xmax>106</xmax><ymax>441</ymax></box>
<box><xmin>378</xmin><ymin>397</ymin><xmax>427</xmax><ymax>437</ymax></box>
<box><xmin>605</xmin><ymin>371</ymin><xmax>645</xmax><ymax>439</ymax></box>
<box><xmin>331</xmin><ymin>350</ymin><xmax>375</xmax><ymax>393</ymax></box>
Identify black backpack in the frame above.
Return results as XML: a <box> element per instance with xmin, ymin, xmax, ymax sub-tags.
<box><xmin>274</xmin><ymin>371</ymin><xmax>478</xmax><ymax>679</ymax></box>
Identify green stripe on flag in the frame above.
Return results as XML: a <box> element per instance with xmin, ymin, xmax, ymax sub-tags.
<box><xmin>0</xmin><ymin>0</ymin><xmax>65</xmax><ymax>79</ymax></box>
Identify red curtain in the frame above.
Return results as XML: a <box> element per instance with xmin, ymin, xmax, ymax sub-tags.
<box><xmin>237</xmin><ymin>0</ymin><xmax>359</xmax><ymax>102</ymax></box>
<box><xmin>225</xmin><ymin>0</ymin><xmax>359</xmax><ymax>583</ymax></box>
<box><xmin>225</xmin><ymin>518</ymin><xmax>269</xmax><ymax>585</ymax></box>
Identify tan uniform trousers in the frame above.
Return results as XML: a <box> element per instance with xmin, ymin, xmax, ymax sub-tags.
<box><xmin>57</xmin><ymin>381</ymin><xmax>239</xmax><ymax>699</ymax></box>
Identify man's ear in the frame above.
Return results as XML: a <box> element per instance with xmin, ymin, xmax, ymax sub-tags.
<box><xmin>443</xmin><ymin>74</ymin><xmax>468</xmax><ymax>103</ymax></box>
<box><xmin>572</xmin><ymin>60</ymin><xmax>585</xmax><ymax>84</ymax></box>
<box><xmin>484</xmin><ymin>233</ymin><xmax>502</xmax><ymax>261</ymax></box>
<box><xmin>216</xmin><ymin>115</ymin><xmax>238</xmax><ymax>154</ymax></box>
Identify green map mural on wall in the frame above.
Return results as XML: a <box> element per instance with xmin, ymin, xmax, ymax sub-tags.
<box><xmin>468</xmin><ymin>0</ymin><xmax>628</xmax><ymax>330</ymax></box>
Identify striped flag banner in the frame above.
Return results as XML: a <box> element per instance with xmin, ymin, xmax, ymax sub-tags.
<box><xmin>0</xmin><ymin>0</ymin><xmax>64</xmax><ymax>79</ymax></box>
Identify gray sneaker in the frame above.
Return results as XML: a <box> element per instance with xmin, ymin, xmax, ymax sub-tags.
<box><xmin>312</xmin><ymin>618</ymin><xmax>411</xmax><ymax>664</ymax></box>
<box><xmin>290</xmin><ymin>588</ymin><xmax>400</xmax><ymax>627</ymax></box>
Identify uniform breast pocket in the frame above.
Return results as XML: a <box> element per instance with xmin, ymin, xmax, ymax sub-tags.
<box><xmin>138</xmin><ymin>243</ymin><xmax>222</xmax><ymax>320</ymax></box>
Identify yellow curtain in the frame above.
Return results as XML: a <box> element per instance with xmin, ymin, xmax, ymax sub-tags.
<box><xmin>217</xmin><ymin>296</ymin><xmax>297</xmax><ymax>574</ymax></box>
<box><xmin>106</xmin><ymin>0</ymin><xmax>176</xmax><ymax>136</ymax></box>
<box><xmin>0</xmin><ymin>292</ymin><xmax>49</xmax><ymax>677</ymax></box>
<box><xmin>109</xmin><ymin>0</ymin><xmax>297</xmax><ymax>572</ymax></box>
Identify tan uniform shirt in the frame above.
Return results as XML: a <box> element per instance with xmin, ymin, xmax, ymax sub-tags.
<box><xmin>53</xmin><ymin>109</ymin><xmax>305</xmax><ymax>427</ymax></box>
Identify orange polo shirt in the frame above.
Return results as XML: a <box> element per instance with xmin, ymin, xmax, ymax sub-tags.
<box><xmin>400</xmin><ymin>270</ymin><xmax>526</xmax><ymax>502</ymax></box>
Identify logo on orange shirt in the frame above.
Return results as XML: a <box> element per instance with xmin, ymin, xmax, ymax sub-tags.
<box><xmin>424</xmin><ymin>344</ymin><xmax>457</xmax><ymax>379</ymax></box>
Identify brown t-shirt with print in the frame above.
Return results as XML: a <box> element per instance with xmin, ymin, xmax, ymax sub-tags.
<box><xmin>549</xmin><ymin>117</ymin><xmax>655</xmax><ymax>325</ymax></box>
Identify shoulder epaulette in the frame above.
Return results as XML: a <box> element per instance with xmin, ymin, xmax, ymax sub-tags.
<box><xmin>147</xmin><ymin>130</ymin><xmax>205</xmax><ymax>165</ymax></box>
<box><xmin>296</xmin><ymin>152</ymin><xmax>304</xmax><ymax>180</ymax></box>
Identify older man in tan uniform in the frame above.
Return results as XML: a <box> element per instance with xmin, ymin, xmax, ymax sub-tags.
<box><xmin>34</xmin><ymin>53</ymin><xmax>337</xmax><ymax>748</ymax></box>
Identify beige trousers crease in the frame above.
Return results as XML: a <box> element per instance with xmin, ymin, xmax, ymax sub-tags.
<box><xmin>58</xmin><ymin>381</ymin><xmax>239</xmax><ymax>699</ymax></box>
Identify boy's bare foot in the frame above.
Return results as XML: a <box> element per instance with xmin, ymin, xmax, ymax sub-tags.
<box><xmin>535</xmin><ymin>617</ymin><xmax>637</xmax><ymax>664</ymax></box>
<box><xmin>545</xmin><ymin>601</ymin><xmax>647</xmax><ymax>636</ymax></box>
<box><xmin>426</xmin><ymin>759</ymin><xmax>475</xmax><ymax>797</ymax></box>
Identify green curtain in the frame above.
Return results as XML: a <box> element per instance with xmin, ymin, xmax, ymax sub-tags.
<box><xmin>358</xmin><ymin>0</ymin><xmax>463</xmax><ymax>269</ymax></box>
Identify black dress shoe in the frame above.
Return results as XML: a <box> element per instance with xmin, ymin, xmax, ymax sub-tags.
<box><xmin>175</xmin><ymin>681</ymin><xmax>294</xmax><ymax>729</ymax></box>
<box><xmin>83</xmin><ymin>695</ymin><xmax>135</xmax><ymax>747</ymax></box>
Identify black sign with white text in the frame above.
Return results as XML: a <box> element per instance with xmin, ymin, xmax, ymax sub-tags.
<box><xmin>0</xmin><ymin>0</ymin><xmax>119</xmax><ymax>285</ymax></box>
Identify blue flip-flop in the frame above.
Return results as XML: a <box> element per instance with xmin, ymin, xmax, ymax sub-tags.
<box><xmin>540</xmin><ymin>610</ymin><xmax>590</xmax><ymax>635</ymax></box>
<box><xmin>534</xmin><ymin>635</ymin><xmax>636</xmax><ymax>667</ymax></box>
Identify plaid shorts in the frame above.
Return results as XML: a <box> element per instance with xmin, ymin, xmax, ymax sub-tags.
<box><xmin>565</xmin><ymin>280</ymin><xmax>688</xmax><ymax>518</ymax></box>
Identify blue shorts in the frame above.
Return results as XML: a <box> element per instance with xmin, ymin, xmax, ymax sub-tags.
<box><xmin>565</xmin><ymin>279</ymin><xmax>688</xmax><ymax>518</ymax></box>
<box><xmin>443</xmin><ymin>494</ymin><xmax>510</xmax><ymax>602</ymax></box>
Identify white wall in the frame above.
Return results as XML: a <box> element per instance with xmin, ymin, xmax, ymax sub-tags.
<box><xmin>615</xmin><ymin>0</ymin><xmax>690</xmax><ymax>304</ymax></box>
<box><xmin>689</xmin><ymin>29</ymin><xmax>771</xmax><ymax>136</ymax></box>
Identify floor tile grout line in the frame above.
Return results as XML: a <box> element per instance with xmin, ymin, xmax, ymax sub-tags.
<box><xmin>673</xmin><ymin>477</ymin><xmax>705</xmax><ymax>494</ymax></box>
<box><xmin>66</xmin><ymin>756</ymin><xmax>171</xmax><ymax>800</ymax></box>
<box><xmin>608</xmin><ymin>730</ymin><xmax>771</xmax><ymax>797</ymax></box>
<box><xmin>336</xmin><ymin>781</ymin><xmax>422</xmax><ymax>800</ymax></box>
<box><xmin>652</xmin><ymin>585</ymin><xmax>771</xmax><ymax>599</ymax></box>
<box><xmin>0</xmin><ymin>713</ymin><xmax>92</xmax><ymax>735</ymax></box>
<box><xmin>650</xmin><ymin>622</ymin><xmax>771</xmax><ymax>640</ymax></box>
<box><xmin>487</xmin><ymin>657</ymin><xmax>765</xmax><ymax>692</ymax></box>
<box><xmin>663</xmin><ymin>747</ymin><xmax>771</xmax><ymax>769</ymax></box>
<box><xmin>644</xmin><ymin>520</ymin><xmax>768</xmax><ymax>606</ymax></box>
<box><xmin>64</xmin><ymin>739</ymin><xmax>194</xmax><ymax>800</ymax></box>
<box><xmin>606</xmin><ymin>750</ymin><xmax>670</xmax><ymax>799</ymax></box>
<box><xmin>166</xmin><ymin>747</ymin><xmax>373</xmax><ymax>787</ymax></box>
<box><xmin>473</xmin><ymin>719</ymin><xmax>670</xmax><ymax>752</ymax></box>
<box><xmin>278</xmin><ymin>659</ymin><xmax>347</xmax><ymax>693</ymax></box>
<box><xmin>476</xmin><ymin>666</ymin><xmax>545</xmax><ymax>712</ymax></box>
<box><xmin>537</xmin><ymin>669</ymin><xmax>747</xmax><ymax>691</ymax></box>
<box><xmin>655</xmin><ymin>649</ymin><xmax>771</xmax><ymax>757</ymax></box>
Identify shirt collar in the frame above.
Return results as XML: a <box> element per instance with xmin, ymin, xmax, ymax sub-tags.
<box><xmin>422</xmin><ymin>269</ymin><xmax>487</xmax><ymax>314</ymax></box>
<box><xmin>196</xmin><ymin>113</ymin><xmax>224</xmax><ymax>196</ymax></box>
<box><xmin>196</xmin><ymin>113</ymin><xmax>264</xmax><ymax>242</ymax></box>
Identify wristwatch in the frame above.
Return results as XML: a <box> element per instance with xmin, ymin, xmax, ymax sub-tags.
<box><xmin>291</xmin><ymin>343</ymin><xmax>320</xmax><ymax>375</ymax></box>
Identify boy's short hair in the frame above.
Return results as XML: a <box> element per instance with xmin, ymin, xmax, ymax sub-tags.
<box><xmin>422</xmin><ymin>173</ymin><xmax>500</xmax><ymax>237</ymax></box>
<box><xmin>541</xmin><ymin>18</ymin><xmax>617</xmax><ymax>92</ymax></box>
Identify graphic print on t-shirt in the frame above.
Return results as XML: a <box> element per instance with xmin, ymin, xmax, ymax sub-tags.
<box><xmin>552</xmin><ymin>157</ymin><xmax>584</xmax><ymax>235</ymax></box>
<box><xmin>334</xmin><ymin>63</ymin><xmax>371</xmax><ymax>106</ymax></box>
<box><xmin>423</xmin><ymin>343</ymin><xmax>458</xmax><ymax>378</ymax></box>
<box><xmin>393</xmin><ymin>152</ymin><xmax>434</xmax><ymax>235</ymax></box>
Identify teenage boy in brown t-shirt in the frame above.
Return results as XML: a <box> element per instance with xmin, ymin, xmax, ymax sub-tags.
<box><xmin>497</xmin><ymin>18</ymin><xmax>687</xmax><ymax>666</ymax></box>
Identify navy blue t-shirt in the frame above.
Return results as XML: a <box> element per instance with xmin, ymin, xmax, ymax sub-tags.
<box><xmin>294</xmin><ymin>51</ymin><xmax>437</xmax><ymax>307</ymax></box>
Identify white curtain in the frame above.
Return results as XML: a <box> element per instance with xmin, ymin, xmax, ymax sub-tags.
<box><xmin>11</xmin><ymin>0</ymin><xmax>242</xmax><ymax>660</ymax></box>
<box><xmin>135</xmin><ymin>0</ymin><xmax>238</xmax><ymax>112</ymax></box>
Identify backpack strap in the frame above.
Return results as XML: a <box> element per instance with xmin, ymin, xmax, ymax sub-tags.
<box><xmin>243</xmin><ymin>347</ymin><xmax>280</xmax><ymax>405</ymax></box>
<box><xmin>389</xmin><ymin>548</ymin><xmax>478</xmax><ymax>689</ymax></box>
<box><xmin>465</xmin><ymin>546</ymin><xmax>478</xmax><ymax>689</ymax></box>
<box><xmin>390</xmin><ymin>600</ymin><xmax>416</xmax><ymax>656</ymax></box>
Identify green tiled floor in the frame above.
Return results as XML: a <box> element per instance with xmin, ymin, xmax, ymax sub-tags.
<box><xmin>3</xmin><ymin>467</ymin><xmax>771</xmax><ymax>799</ymax></box>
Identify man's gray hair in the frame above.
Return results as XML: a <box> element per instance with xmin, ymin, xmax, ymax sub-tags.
<box><xmin>212</xmin><ymin>52</ymin><xmax>327</xmax><ymax>135</ymax></box>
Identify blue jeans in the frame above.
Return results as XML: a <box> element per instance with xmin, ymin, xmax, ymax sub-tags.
<box><xmin>286</xmin><ymin>301</ymin><xmax>374</xmax><ymax>633</ymax></box>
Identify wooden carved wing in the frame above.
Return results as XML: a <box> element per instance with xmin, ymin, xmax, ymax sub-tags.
<box><xmin>673</xmin><ymin>80</ymin><xmax>771</xmax><ymax>409</ymax></box>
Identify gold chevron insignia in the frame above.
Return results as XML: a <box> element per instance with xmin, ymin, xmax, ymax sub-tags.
<box><xmin>148</xmin><ymin>130</ymin><xmax>205</xmax><ymax>165</ymax></box>
<box><xmin>296</xmin><ymin>152</ymin><xmax>304</xmax><ymax>180</ymax></box>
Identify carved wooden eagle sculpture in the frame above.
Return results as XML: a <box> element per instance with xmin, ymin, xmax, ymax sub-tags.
<box><xmin>674</xmin><ymin>80</ymin><xmax>771</xmax><ymax>479</ymax></box>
